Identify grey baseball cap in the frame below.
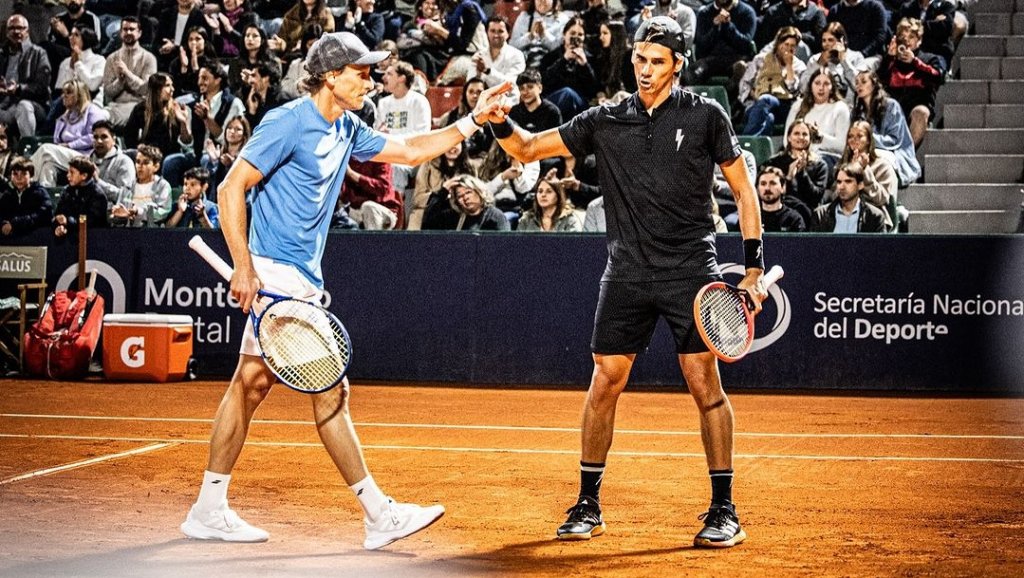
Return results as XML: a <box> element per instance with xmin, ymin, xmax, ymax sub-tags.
<box><xmin>305</xmin><ymin>32</ymin><xmax>390</xmax><ymax>75</ymax></box>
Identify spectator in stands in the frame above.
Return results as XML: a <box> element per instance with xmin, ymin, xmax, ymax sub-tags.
<box><xmin>206</xmin><ymin>0</ymin><xmax>262</xmax><ymax>59</ymax></box>
<box><xmin>340</xmin><ymin>0</ymin><xmax>386</xmax><ymax>50</ymax></box>
<box><xmin>511</xmin><ymin>0</ymin><xmax>575</xmax><ymax>70</ymax></box>
<box><xmin>170</xmin><ymin>26</ymin><xmax>217</xmax><ymax>97</ymax></box>
<box><xmin>508</xmin><ymin>68</ymin><xmax>562</xmax><ymax>132</ymax></box>
<box><xmin>0</xmin><ymin>122</ymin><xmax>17</xmax><ymax>180</ymax></box>
<box><xmin>593</xmin><ymin>20</ymin><xmax>634</xmax><ymax>103</ymax></box>
<box><xmin>89</xmin><ymin>120</ymin><xmax>135</xmax><ymax>209</ymax></box>
<box><xmin>409</xmin><ymin>141</ymin><xmax>476</xmax><ymax>229</ymax></box>
<box><xmin>31</xmin><ymin>79</ymin><xmax>109</xmax><ymax>187</ymax></box>
<box><xmin>470</xmin><ymin>16</ymin><xmax>526</xmax><ymax>105</ymax></box>
<box><xmin>429</xmin><ymin>0</ymin><xmax>489</xmax><ymax>85</ymax></box>
<box><xmin>166</xmin><ymin>166</ymin><xmax>219</xmax><ymax>228</ymax></box>
<box><xmin>281</xmin><ymin>22</ymin><xmax>324</xmax><ymax>99</ymax></box>
<box><xmin>628</xmin><ymin>0</ymin><xmax>695</xmax><ymax>50</ymax></box>
<box><xmin>517</xmin><ymin>177</ymin><xmax>583</xmax><ymax>231</ymax></box>
<box><xmin>826</xmin><ymin>0</ymin><xmax>890</xmax><ymax>58</ymax></box>
<box><xmin>341</xmin><ymin>158</ymin><xmax>403</xmax><ymax>229</ymax></box>
<box><xmin>739</xmin><ymin>26</ymin><xmax>805</xmax><ymax>136</ymax></box>
<box><xmin>377</xmin><ymin>59</ymin><xmax>431</xmax><ymax>204</ymax></box>
<box><xmin>540</xmin><ymin>16</ymin><xmax>599</xmax><ymax>120</ymax></box>
<box><xmin>43</xmin><ymin>0</ymin><xmax>102</xmax><ymax>86</ymax></box>
<box><xmin>53</xmin><ymin>155</ymin><xmax>107</xmax><ymax>235</ymax></box>
<box><xmin>583</xmin><ymin>195</ymin><xmax>604</xmax><ymax>231</ymax></box>
<box><xmin>0</xmin><ymin>156</ymin><xmax>53</xmax><ymax>237</ymax></box>
<box><xmin>579</xmin><ymin>0</ymin><xmax>611</xmax><ymax>55</ymax></box>
<box><xmin>157</xmin><ymin>0</ymin><xmax>213</xmax><ymax>70</ymax></box>
<box><xmin>53</xmin><ymin>25</ymin><xmax>104</xmax><ymax>103</ymax></box>
<box><xmin>228</xmin><ymin>23</ymin><xmax>282</xmax><ymax>93</ymax></box>
<box><xmin>422</xmin><ymin>173</ymin><xmax>510</xmax><ymax>230</ymax></box>
<box><xmin>478</xmin><ymin>138</ymin><xmax>540</xmax><ymax>221</ymax></box>
<box><xmin>396</xmin><ymin>0</ymin><xmax>446</xmax><ymax>65</ymax></box>
<box><xmin>766</xmin><ymin>119</ymin><xmax>828</xmax><ymax>213</ymax></box>
<box><xmin>559</xmin><ymin>152</ymin><xmax>601</xmax><ymax>209</ymax></box>
<box><xmin>124</xmin><ymin>73</ymin><xmax>192</xmax><ymax>162</ymax></box>
<box><xmin>0</xmin><ymin>14</ymin><xmax>52</xmax><ymax>138</ymax></box>
<box><xmin>836</xmin><ymin>119</ymin><xmax>897</xmax><ymax>228</ymax></box>
<box><xmin>439</xmin><ymin>77</ymin><xmax>493</xmax><ymax>158</ymax></box>
<box><xmin>242</xmin><ymin>62</ymin><xmax>284</xmax><ymax>127</ymax></box>
<box><xmin>784</xmin><ymin>68</ymin><xmax>850</xmax><ymax>165</ymax></box>
<box><xmin>686</xmin><ymin>0</ymin><xmax>757</xmax><ymax>88</ymax></box>
<box><xmin>852</xmin><ymin>69</ymin><xmax>921</xmax><ymax>187</ymax></box>
<box><xmin>756</xmin><ymin>0</ymin><xmax>826</xmax><ymax>53</ymax></box>
<box><xmin>799</xmin><ymin>21</ymin><xmax>865</xmax><ymax>104</ymax></box>
<box><xmin>879</xmin><ymin>17</ymin><xmax>945</xmax><ymax>148</ymax></box>
<box><xmin>270</xmin><ymin>0</ymin><xmax>336</xmax><ymax>58</ymax></box>
<box><xmin>202</xmin><ymin>114</ymin><xmax>250</xmax><ymax>200</ymax></box>
<box><xmin>810</xmin><ymin>161</ymin><xmax>889</xmax><ymax>232</ymax></box>
<box><xmin>110</xmin><ymin>144</ymin><xmax>172</xmax><ymax>227</ymax></box>
<box><xmin>757</xmin><ymin>165</ymin><xmax>805</xmax><ymax>231</ymax></box>
<box><xmin>101</xmin><ymin>17</ymin><xmax>157</xmax><ymax>129</ymax></box>
<box><xmin>896</xmin><ymin>0</ymin><xmax>957</xmax><ymax>68</ymax></box>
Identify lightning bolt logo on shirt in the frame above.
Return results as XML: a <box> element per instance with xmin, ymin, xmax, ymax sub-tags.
<box><xmin>675</xmin><ymin>129</ymin><xmax>685</xmax><ymax>151</ymax></box>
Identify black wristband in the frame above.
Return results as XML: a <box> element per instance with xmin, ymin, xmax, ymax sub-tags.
<box><xmin>743</xmin><ymin>238</ymin><xmax>765</xmax><ymax>270</ymax></box>
<box><xmin>488</xmin><ymin>117</ymin><xmax>516</xmax><ymax>139</ymax></box>
<box><xmin>470</xmin><ymin>114</ymin><xmax>485</xmax><ymax>127</ymax></box>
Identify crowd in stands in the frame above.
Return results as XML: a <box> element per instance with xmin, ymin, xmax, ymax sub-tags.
<box><xmin>0</xmin><ymin>0</ymin><xmax>969</xmax><ymax>239</ymax></box>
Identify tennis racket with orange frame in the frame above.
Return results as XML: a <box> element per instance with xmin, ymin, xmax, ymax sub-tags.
<box><xmin>694</xmin><ymin>265</ymin><xmax>785</xmax><ymax>363</ymax></box>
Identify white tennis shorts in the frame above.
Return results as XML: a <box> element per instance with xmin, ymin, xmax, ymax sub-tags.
<box><xmin>239</xmin><ymin>255</ymin><xmax>324</xmax><ymax>356</ymax></box>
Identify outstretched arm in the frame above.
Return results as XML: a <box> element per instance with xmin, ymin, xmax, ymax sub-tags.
<box><xmin>489</xmin><ymin>122</ymin><xmax>571</xmax><ymax>164</ymax></box>
<box><xmin>372</xmin><ymin>82</ymin><xmax>513</xmax><ymax>166</ymax></box>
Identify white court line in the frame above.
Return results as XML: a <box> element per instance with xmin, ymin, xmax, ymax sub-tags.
<box><xmin>2</xmin><ymin>413</ymin><xmax>1023</xmax><ymax>441</ymax></box>
<box><xmin>0</xmin><ymin>442</ymin><xmax>176</xmax><ymax>486</ymax></box>
<box><xmin>1</xmin><ymin>433</ymin><xmax>1022</xmax><ymax>464</ymax></box>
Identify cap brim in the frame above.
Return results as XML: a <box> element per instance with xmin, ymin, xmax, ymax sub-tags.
<box><xmin>352</xmin><ymin>50</ymin><xmax>392</xmax><ymax>66</ymax></box>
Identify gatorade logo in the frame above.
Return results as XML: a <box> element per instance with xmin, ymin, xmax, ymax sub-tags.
<box><xmin>121</xmin><ymin>336</ymin><xmax>146</xmax><ymax>368</ymax></box>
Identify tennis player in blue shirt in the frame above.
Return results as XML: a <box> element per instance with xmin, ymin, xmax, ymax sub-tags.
<box><xmin>487</xmin><ymin>17</ymin><xmax>768</xmax><ymax>548</ymax></box>
<box><xmin>180</xmin><ymin>31</ymin><xmax>511</xmax><ymax>550</ymax></box>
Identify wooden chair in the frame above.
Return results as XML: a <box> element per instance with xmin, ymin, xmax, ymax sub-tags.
<box><xmin>0</xmin><ymin>246</ymin><xmax>48</xmax><ymax>373</ymax></box>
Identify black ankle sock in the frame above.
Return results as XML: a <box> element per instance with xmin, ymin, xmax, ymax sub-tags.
<box><xmin>579</xmin><ymin>461</ymin><xmax>605</xmax><ymax>503</ymax></box>
<box><xmin>710</xmin><ymin>469</ymin><xmax>734</xmax><ymax>505</ymax></box>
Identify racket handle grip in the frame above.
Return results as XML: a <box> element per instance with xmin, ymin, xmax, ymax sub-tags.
<box><xmin>763</xmin><ymin>265</ymin><xmax>784</xmax><ymax>289</ymax></box>
<box><xmin>188</xmin><ymin>235</ymin><xmax>235</xmax><ymax>282</ymax></box>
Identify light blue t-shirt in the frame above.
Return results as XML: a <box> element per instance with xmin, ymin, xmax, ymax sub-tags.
<box><xmin>834</xmin><ymin>199</ymin><xmax>861</xmax><ymax>233</ymax></box>
<box><xmin>240</xmin><ymin>97</ymin><xmax>386</xmax><ymax>287</ymax></box>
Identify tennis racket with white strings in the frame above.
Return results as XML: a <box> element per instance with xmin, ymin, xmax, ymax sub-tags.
<box><xmin>188</xmin><ymin>235</ymin><xmax>352</xmax><ymax>393</ymax></box>
<box><xmin>694</xmin><ymin>265</ymin><xmax>785</xmax><ymax>363</ymax></box>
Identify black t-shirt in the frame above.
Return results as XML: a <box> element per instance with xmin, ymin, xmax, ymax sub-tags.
<box><xmin>509</xmin><ymin>100</ymin><xmax>563</xmax><ymax>133</ymax></box>
<box><xmin>761</xmin><ymin>205</ymin><xmax>807</xmax><ymax>232</ymax></box>
<box><xmin>559</xmin><ymin>87</ymin><xmax>741</xmax><ymax>282</ymax></box>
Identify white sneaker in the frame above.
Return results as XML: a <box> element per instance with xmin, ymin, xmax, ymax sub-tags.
<box><xmin>363</xmin><ymin>498</ymin><xmax>445</xmax><ymax>550</ymax></box>
<box><xmin>180</xmin><ymin>504</ymin><xmax>270</xmax><ymax>543</ymax></box>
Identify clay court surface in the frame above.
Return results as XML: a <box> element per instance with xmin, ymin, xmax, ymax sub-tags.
<box><xmin>1</xmin><ymin>380</ymin><xmax>1023</xmax><ymax>577</ymax></box>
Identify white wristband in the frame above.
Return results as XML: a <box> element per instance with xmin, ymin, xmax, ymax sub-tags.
<box><xmin>455</xmin><ymin>115</ymin><xmax>481</xmax><ymax>138</ymax></box>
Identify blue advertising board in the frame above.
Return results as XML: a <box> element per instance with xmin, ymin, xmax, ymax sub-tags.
<box><xmin>5</xmin><ymin>230</ymin><xmax>1023</xmax><ymax>393</ymax></box>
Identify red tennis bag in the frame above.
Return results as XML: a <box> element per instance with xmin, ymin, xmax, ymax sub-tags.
<box><xmin>23</xmin><ymin>285</ymin><xmax>104</xmax><ymax>380</ymax></box>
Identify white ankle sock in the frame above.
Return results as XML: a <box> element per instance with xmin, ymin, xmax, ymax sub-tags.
<box><xmin>196</xmin><ymin>470</ymin><xmax>231</xmax><ymax>512</ymax></box>
<box><xmin>350</xmin><ymin>475</ymin><xmax>389</xmax><ymax>521</ymax></box>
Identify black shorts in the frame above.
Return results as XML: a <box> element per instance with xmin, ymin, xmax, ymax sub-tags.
<box><xmin>591</xmin><ymin>276</ymin><xmax>720</xmax><ymax>355</ymax></box>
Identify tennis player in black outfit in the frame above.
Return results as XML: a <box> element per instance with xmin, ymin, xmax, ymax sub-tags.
<box><xmin>484</xmin><ymin>17</ymin><xmax>768</xmax><ymax>547</ymax></box>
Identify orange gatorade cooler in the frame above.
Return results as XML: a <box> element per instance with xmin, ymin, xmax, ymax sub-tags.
<box><xmin>103</xmin><ymin>314</ymin><xmax>194</xmax><ymax>382</ymax></box>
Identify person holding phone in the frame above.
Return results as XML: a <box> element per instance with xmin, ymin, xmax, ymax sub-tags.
<box><xmin>799</xmin><ymin>22</ymin><xmax>864</xmax><ymax>104</ymax></box>
<box><xmin>538</xmin><ymin>16</ymin><xmax>599</xmax><ymax>121</ymax></box>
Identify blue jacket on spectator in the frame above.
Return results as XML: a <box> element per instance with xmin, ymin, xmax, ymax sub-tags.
<box><xmin>694</xmin><ymin>0</ymin><xmax>758</xmax><ymax>60</ymax></box>
<box><xmin>827</xmin><ymin>0</ymin><xmax>891</xmax><ymax>58</ymax></box>
<box><xmin>0</xmin><ymin>181</ymin><xmax>53</xmax><ymax>237</ymax></box>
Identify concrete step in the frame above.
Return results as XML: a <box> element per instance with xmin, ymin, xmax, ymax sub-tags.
<box><xmin>958</xmin><ymin>36</ymin><xmax>1006</xmax><ymax>57</ymax></box>
<box><xmin>959</xmin><ymin>56</ymin><xmax>1002</xmax><ymax>79</ymax></box>
<box><xmin>991</xmin><ymin>79</ymin><xmax>1024</xmax><ymax>102</ymax></box>
<box><xmin>922</xmin><ymin>129</ymin><xmax>1024</xmax><ymax>154</ymax></box>
<box><xmin>976</xmin><ymin>13</ymin><xmax>1013</xmax><ymax>35</ymax></box>
<box><xmin>1008</xmin><ymin>36</ymin><xmax>1024</xmax><ymax>55</ymax></box>
<box><xmin>902</xmin><ymin>183</ymin><xmax>1023</xmax><ymax>210</ymax></box>
<box><xmin>937</xmin><ymin>80</ymin><xmax>990</xmax><ymax>105</ymax></box>
<box><xmin>969</xmin><ymin>0</ymin><xmax>1015</xmax><ymax>14</ymax></box>
<box><xmin>1014</xmin><ymin>13</ymin><xmax>1024</xmax><ymax>34</ymax></box>
<box><xmin>924</xmin><ymin>154</ymin><xmax>1024</xmax><ymax>182</ymax></box>
<box><xmin>943</xmin><ymin>104</ymin><xmax>1024</xmax><ymax>128</ymax></box>
<box><xmin>1004</xmin><ymin>57</ymin><xmax>1024</xmax><ymax>78</ymax></box>
<box><xmin>906</xmin><ymin>210</ymin><xmax>1020</xmax><ymax>233</ymax></box>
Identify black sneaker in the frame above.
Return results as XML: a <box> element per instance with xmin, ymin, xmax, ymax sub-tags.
<box><xmin>693</xmin><ymin>502</ymin><xmax>747</xmax><ymax>548</ymax></box>
<box><xmin>555</xmin><ymin>496</ymin><xmax>605</xmax><ymax>540</ymax></box>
